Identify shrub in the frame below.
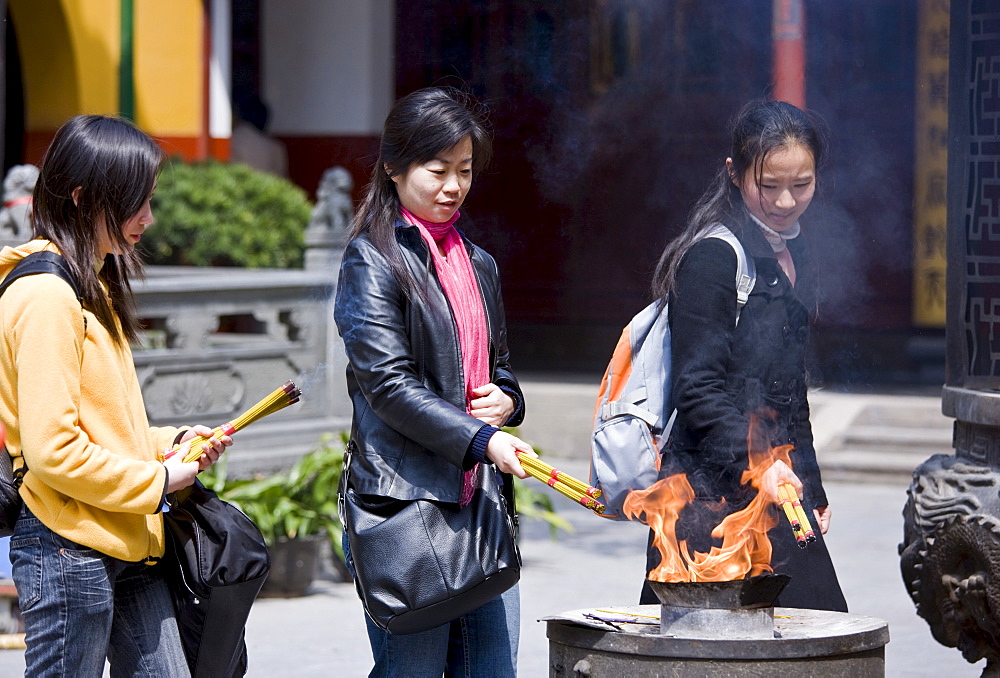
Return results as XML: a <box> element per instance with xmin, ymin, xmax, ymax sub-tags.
<box><xmin>145</xmin><ymin>159</ymin><xmax>311</xmax><ymax>268</ymax></box>
<box><xmin>203</xmin><ymin>433</ymin><xmax>346</xmax><ymax>547</ymax></box>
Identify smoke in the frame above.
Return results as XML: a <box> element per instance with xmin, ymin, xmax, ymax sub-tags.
<box><xmin>451</xmin><ymin>2</ymin><xmax>921</xmax><ymax>379</ymax></box>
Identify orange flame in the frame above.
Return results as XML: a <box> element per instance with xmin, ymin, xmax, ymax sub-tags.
<box><xmin>623</xmin><ymin>412</ymin><xmax>793</xmax><ymax>583</ymax></box>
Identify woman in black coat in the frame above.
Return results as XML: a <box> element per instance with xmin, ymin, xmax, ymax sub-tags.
<box><xmin>640</xmin><ymin>100</ymin><xmax>847</xmax><ymax>612</ymax></box>
<box><xmin>334</xmin><ymin>87</ymin><xmax>535</xmax><ymax>677</ymax></box>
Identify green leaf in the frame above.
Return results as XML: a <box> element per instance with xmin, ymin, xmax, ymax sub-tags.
<box><xmin>146</xmin><ymin>158</ymin><xmax>310</xmax><ymax>268</ymax></box>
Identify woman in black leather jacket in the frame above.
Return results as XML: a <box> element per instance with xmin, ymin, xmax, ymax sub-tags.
<box><xmin>334</xmin><ymin>87</ymin><xmax>534</xmax><ymax>677</ymax></box>
<box><xmin>640</xmin><ymin>100</ymin><xmax>847</xmax><ymax>612</ymax></box>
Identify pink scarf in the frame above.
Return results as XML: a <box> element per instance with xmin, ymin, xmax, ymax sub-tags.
<box><xmin>401</xmin><ymin>207</ymin><xmax>490</xmax><ymax>505</ymax></box>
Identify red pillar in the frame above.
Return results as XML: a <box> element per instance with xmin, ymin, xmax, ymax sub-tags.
<box><xmin>199</xmin><ymin>0</ymin><xmax>212</xmax><ymax>160</ymax></box>
<box><xmin>772</xmin><ymin>0</ymin><xmax>806</xmax><ymax>108</ymax></box>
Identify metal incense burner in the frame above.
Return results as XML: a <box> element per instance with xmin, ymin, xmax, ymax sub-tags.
<box><xmin>545</xmin><ymin>573</ymin><xmax>889</xmax><ymax>676</ymax></box>
<box><xmin>645</xmin><ymin>573</ymin><xmax>789</xmax><ymax>640</ymax></box>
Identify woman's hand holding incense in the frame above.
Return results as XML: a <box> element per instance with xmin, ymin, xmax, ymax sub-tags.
<box><xmin>469</xmin><ymin>383</ymin><xmax>515</xmax><ymax>426</ymax></box>
<box><xmin>486</xmin><ymin>431</ymin><xmax>535</xmax><ymax>479</ymax></box>
<box><xmin>760</xmin><ymin>459</ymin><xmax>802</xmax><ymax>505</ymax></box>
<box><xmin>814</xmin><ymin>505</ymin><xmax>832</xmax><ymax>534</ymax></box>
<box><xmin>178</xmin><ymin>424</ymin><xmax>234</xmax><ymax>460</ymax></box>
<box><xmin>164</xmin><ymin>426</ymin><xmax>231</xmax><ymax>492</ymax></box>
<box><xmin>164</xmin><ymin>453</ymin><xmax>201</xmax><ymax>493</ymax></box>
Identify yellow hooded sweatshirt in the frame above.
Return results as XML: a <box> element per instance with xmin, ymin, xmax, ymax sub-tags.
<box><xmin>0</xmin><ymin>240</ymin><xmax>178</xmax><ymax>562</ymax></box>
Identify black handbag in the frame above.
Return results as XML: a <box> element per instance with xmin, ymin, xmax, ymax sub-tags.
<box><xmin>163</xmin><ymin>479</ymin><xmax>271</xmax><ymax>678</ymax></box>
<box><xmin>341</xmin><ymin>446</ymin><xmax>521</xmax><ymax>635</ymax></box>
<box><xmin>0</xmin><ymin>448</ymin><xmax>24</xmax><ymax>538</ymax></box>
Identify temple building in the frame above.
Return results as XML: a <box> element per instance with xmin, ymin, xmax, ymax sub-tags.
<box><xmin>1</xmin><ymin>0</ymin><xmax>946</xmax><ymax>386</ymax></box>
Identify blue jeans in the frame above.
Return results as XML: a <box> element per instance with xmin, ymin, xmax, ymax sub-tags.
<box><xmin>10</xmin><ymin>505</ymin><xmax>189</xmax><ymax>678</ymax></box>
<box><xmin>344</xmin><ymin>531</ymin><xmax>520</xmax><ymax>677</ymax></box>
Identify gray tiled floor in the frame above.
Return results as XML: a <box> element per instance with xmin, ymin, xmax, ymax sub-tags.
<box><xmin>0</xmin><ymin>472</ymin><xmax>986</xmax><ymax>677</ymax></box>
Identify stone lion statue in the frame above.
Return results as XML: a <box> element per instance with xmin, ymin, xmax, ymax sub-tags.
<box><xmin>304</xmin><ymin>166</ymin><xmax>353</xmax><ymax>270</ymax></box>
<box><xmin>0</xmin><ymin>165</ymin><xmax>39</xmax><ymax>241</ymax></box>
<box><xmin>309</xmin><ymin>166</ymin><xmax>353</xmax><ymax>236</ymax></box>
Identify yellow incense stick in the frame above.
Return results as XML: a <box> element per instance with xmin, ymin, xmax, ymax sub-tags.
<box><xmin>776</xmin><ymin>484</ymin><xmax>807</xmax><ymax>548</ymax></box>
<box><xmin>780</xmin><ymin>483</ymin><xmax>816</xmax><ymax>542</ymax></box>
<box><xmin>521</xmin><ymin>463</ymin><xmax>605</xmax><ymax>514</ymax></box>
<box><xmin>163</xmin><ymin>382</ymin><xmax>301</xmax><ymax>462</ymax></box>
<box><xmin>517</xmin><ymin>453</ymin><xmax>602</xmax><ymax>498</ymax></box>
<box><xmin>523</xmin><ymin>458</ymin><xmax>602</xmax><ymax>498</ymax></box>
<box><xmin>595</xmin><ymin>609</ymin><xmax>659</xmax><ymax>620</ymax></box>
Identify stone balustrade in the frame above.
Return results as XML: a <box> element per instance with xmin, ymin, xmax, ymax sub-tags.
<box><xmin>134</xmin><ymin>264</ymin><xmax>350</xmax><ymax>477</ymax></box>
<box><xmin>0</xmin><ymin>163</ymin><xmax>354</xmax><ymax>477</ymax></box>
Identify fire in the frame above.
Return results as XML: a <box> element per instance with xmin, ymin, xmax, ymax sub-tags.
<box><xmin>623</xmin><ymin>412</ymin><xmax>794</xmax><ymax>583</ymax></box>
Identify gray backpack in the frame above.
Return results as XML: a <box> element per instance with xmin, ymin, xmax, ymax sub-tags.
<box><xmin>589</xmin><ymin>224</ymin><xmax>756</xmax><ymax>519</ymax></box>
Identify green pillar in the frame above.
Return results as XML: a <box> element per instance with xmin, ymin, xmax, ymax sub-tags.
<box><xmin>119</xmin><ymin>0</ymin><xmax>134</xmax><ymax>120</ymax></box>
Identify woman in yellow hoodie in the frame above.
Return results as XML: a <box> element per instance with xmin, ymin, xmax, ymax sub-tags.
<box><xmin>0</xmin><ymin>115</ymin><xmax>230</xmax><ymax>677</ymax></box>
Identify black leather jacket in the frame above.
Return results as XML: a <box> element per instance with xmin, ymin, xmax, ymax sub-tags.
<box><xmin>334</xmin><ymin>221</ymin><xmax>525</xmax><ymax>502</ymax></box>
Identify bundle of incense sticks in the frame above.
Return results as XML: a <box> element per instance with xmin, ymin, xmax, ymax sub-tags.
<box><xmin>777</xmin><ymin>482</ymin><xmax>816</xmax><ymax>547</ymax></box>
<box><xmin>515</xmin><ymin>451</ymin><xmax>606</xmax><ymax>514</ymax></box>
<box><xmin>162</xmin><ymin>381</ymin><xmax>301</xmax><ymax>463</ymax></box>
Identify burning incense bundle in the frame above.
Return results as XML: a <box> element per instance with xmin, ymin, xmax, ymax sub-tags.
<box><xmin>515</xmin><ymin>452</ymin><xmax>606</xmax><ymax>514</ymax></box>
<box><xmin>776</xmin><ymin>484</ymin><xmax>806</xmax><ymax>548</ymax></box>
<box><xmin>777</xmin><ymin>483</ymin><xmax>816</xmax><ymax>546</ymax></box>
<box><xmin>162</xmin><ymin>381</ymin><xmax>301</xmax><ymax>463</ymax></box>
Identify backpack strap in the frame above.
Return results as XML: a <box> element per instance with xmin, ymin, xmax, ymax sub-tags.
<box><xmin>701</xmin><ymin>223</ymin><xmax>757</xmax><ymax>318</ymax></box>
<box><xmin>0</xmin><ymin>251</ymin><xmax>85</xmax><ymax>481</ymax></box>
<box><xmin>0</xmin><ymin>251</ymin><xmax>82</xmax><ymax>302</ymax></box>
<box><xmin>601</xmin><ymin>401</ymin><xmax>659</xmax><ymax>427</ymax></box>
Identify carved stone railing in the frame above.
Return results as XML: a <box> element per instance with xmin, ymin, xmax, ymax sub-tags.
<box><xmin>133</xmin><ymin>265</ymin><xmax>350</xmax><ymax>477</ymax></box>
<box><xmin>0</xmin><ymin>164</ymin><xmax>354</xmax><ymax>477</ymax></box>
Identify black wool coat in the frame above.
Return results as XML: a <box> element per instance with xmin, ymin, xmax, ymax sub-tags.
<box><xmin>644</xmin><ymin>215</ymin><xmax>847</xmax><ymax>613</ymax></box>
<box><xmin>665</xmin><ymin>217</ymin><xmax>825</xmax><ymax>507</ymax></box>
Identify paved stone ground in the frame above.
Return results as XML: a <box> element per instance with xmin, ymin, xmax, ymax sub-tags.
<box><xmin>0</xmin><ymin>443</ymin><xmax>987</xmax><ymax>676</ymax></box>
<box><xmin>233</xmin><ymin>469</ymin><xmax>987</xmax><ymax>677</ymax></box>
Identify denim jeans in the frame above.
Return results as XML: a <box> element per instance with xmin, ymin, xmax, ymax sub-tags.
<box><xmin>10</xmin><ymin>505</ymin><xmax>189</xmax><ymax>678</ymax></box>
<box><xmin>344</xmin><ymin>531</ymin><xmax>520</xmax><ymax>678</ymax></box>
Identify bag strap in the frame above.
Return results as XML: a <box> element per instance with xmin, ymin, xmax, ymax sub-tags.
<box><xmin>600</xmin><ymin>401</ymin><xmax>659</xmax><ymax>426</ymax></box>
<box><xmin>0</xmin><ymin>251</ymin><xmax>85</xmax><ymax>481</ymax></box>
<box><xmin>0</xmin><ymin>251</ymin><xmax>83</xmax><ymax>302</ymax></box>
<box><xmin>701</xmin><ymin>223</ymin><xmax>756</xmax><ymax>318</ymax></box>
<box><xmin>337</xmin><ymin>440</ymin><xmax>355</xmax><ymax>521</ymax></box>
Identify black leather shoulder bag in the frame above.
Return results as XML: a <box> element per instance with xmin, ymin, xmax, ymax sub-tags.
<box><xmin>340</xmin><ymin>442</ymin><xmax>521</xmax><ymax>635</ymax></box>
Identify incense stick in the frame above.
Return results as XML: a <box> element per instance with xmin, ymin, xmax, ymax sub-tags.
<box><xmin>779</xmin><ymin>482</ymin><xmax>816</xmax><ymax>543</ymax></box>
<box><xmin>594</xmin><ymin>609</ymin><xmax>659</xmax><ymax>620</ymax></box>
<box><xmin>516</xmin><ymin>452</ymin><xmax>606</xmax><ymax>514</ymax></box>
<box><xmin>790</xmin><ymin>495</ymin><xmax>817</xmax><ymax>543</ymax></box>
<box><xmin>517</xmin><ymin>454</ymin><xmax>602</xmax><ymax>498</ymax></box>
<box><xmin>777</xmin><ymin>483</ymin><xmax>807</xmax><ymax>548</ymax></box>
<box><xmin>162</xmin><ymin>381</ymin><xmax>301</xmax><ymax>463</ymax></box>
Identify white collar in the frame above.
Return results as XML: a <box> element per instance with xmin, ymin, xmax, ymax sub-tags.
<box><xmin>749</xmin><ymin>213</ymin><xmax>800</xmax><ymax>252</ymax></box>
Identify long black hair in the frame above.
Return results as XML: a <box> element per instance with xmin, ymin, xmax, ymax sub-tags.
<box><xmin>31</xmin><ymin>115</ymin><xmax>164</xmax><ymax>345</ymax></box>
<box><xmin>651</xmin><ymin>99</ymin><xmax>825</xmax><ymax>300</ymax></box>
<box><xmin>350</xmin><ymin>86</ymin><xmax>492</xmax><ymax>299</ymax></box>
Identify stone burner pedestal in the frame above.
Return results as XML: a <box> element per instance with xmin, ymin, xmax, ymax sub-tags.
<box><xmin>545</xmin><ymin>605</ymin><xmax>889</xmax><ymax>677</ymax></box>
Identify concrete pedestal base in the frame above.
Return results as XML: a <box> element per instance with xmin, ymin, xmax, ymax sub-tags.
<box><xmin>546</xmin><ymin>606</ymin><xmax>889</xmax><ymax>677</ymax></box>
